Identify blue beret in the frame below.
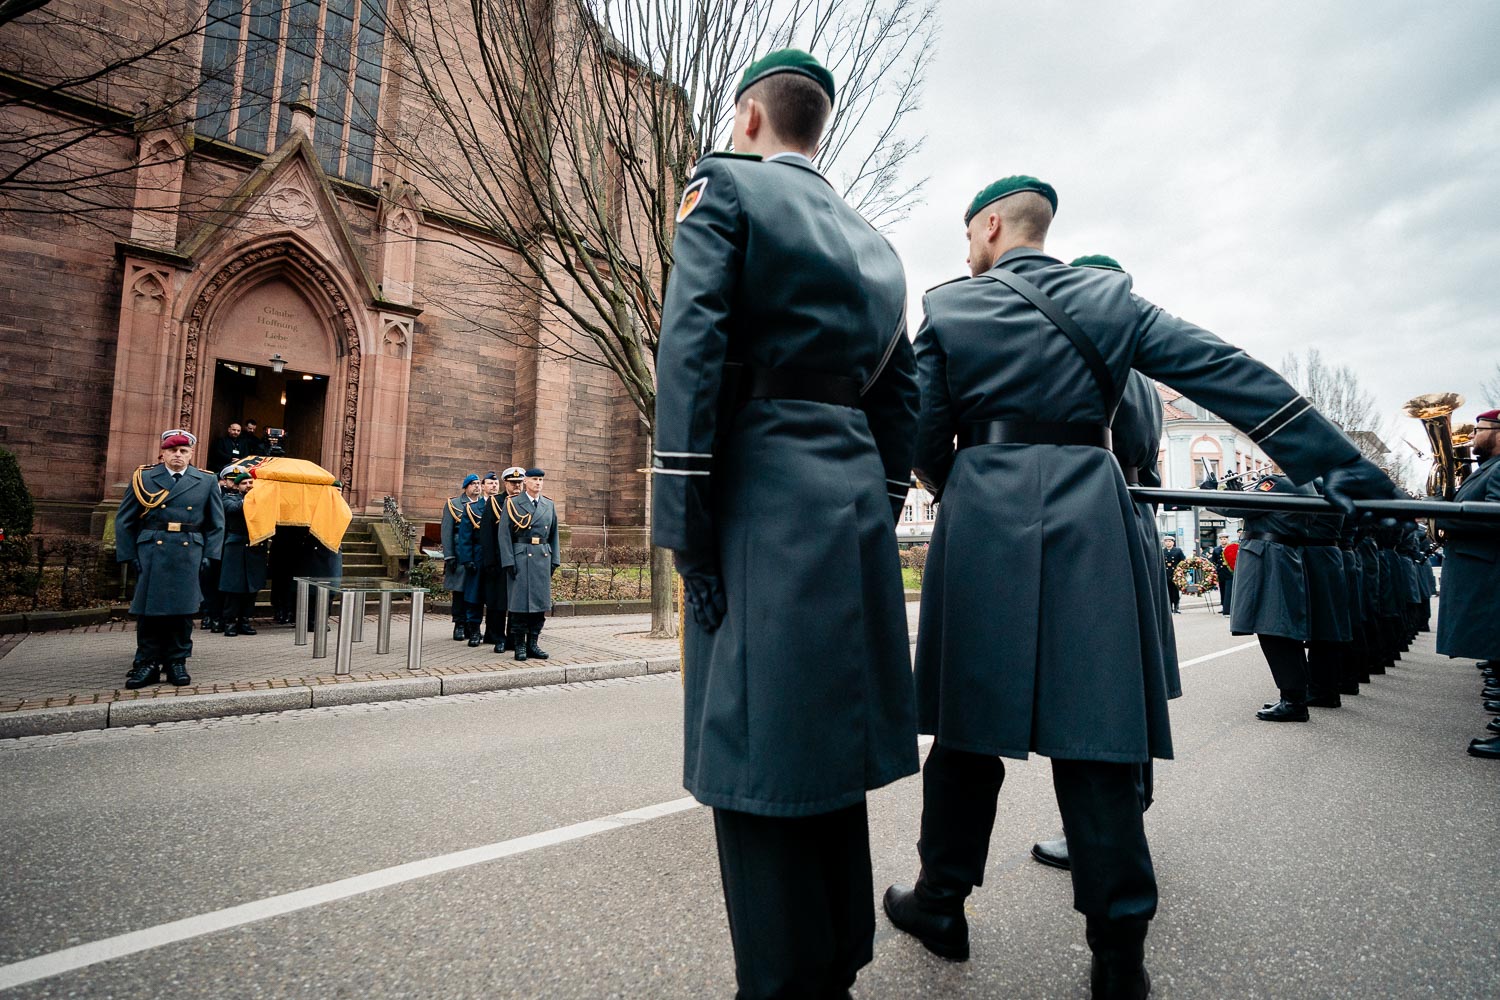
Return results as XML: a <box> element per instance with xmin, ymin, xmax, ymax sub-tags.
<box><xmin>461</xmin><ymin>473</ymin><xmax>479</xmax><ymax>488</ymax></box>
<box><xmin>736</xmin><ymin>49</ymin><xmax>835</xmax><ymax>105</ymax></box>
<box><xmin>965</xmin><ymin>175</ymin><xmax>1058</xmax><ymax>224</ymax></box>
<box><xmin>525</xmin><ymin>468</ymin><xmax>545</xmax><ymax>478</ymax></box>
<box><xmin>482</xmin><ymin>471</ymin><xmax>499</xmax><ymax>481</ymax></box>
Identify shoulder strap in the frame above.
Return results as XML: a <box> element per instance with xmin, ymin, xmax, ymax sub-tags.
<box><xmin>982</xmin><ymin>269</ymin><xmax>1122</xmax><ymax>418</ymax></box>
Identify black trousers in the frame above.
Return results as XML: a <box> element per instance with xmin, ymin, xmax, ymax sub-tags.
<box><xmin>1258</xmin><ymin>634</ymin><xmax>1308</xmax><ymax>699</ymax></box>
<box><xmin>1219</xmin><ymin>571</ymin><xmax>1233</xmax><ymax>613</ymax></box>
<box><xmin>919</xmin><ymin>745</ymin><xmax>1157</xmax><ymax>925</ymax></box>
<box><xmin>713</xmin><ymin>802</ymin><xmax>872</xmax><ymax>1000</ymax></box>
<box><xmin>1306</xmin><ymin>640</ymin><xmax>1342</xmax><ymax>697</ymax></box>
<box><xmin>450</xmin><ymin>591</ymin><xmax>468</xmax><ymax>626</ymax></box>
<box><xmin>221</xmin><ymin>592</ymin><xmax>253</xmax><ymax>623</ymax></box>
<box><xmin>482</xmin><ymin>570</ymin><xmax>508</xmax><ymax>642</ymax></box>
<box><xmin>135</xmin><ymin>615</ymin><xmax>194</xmax><ymax>665</ymax></box>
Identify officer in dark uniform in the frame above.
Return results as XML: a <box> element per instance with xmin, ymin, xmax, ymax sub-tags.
<box><xmin>498</xmin><ymin>469</ymin><xmax>558</xmax><ymax>661</ymax></box>
<box><xmin>1435</xmin><ymin>409</ymin><xmax>1500</xmax><ymax>758</ymax></box>
<box><xmin>115</xmin><ymin>430</ymin><xmax>225</xmax><ymax>688</ymax></box>
<box><xmin>882</xmin><ymin>175</ymin><xmax>1398</xmax><ymax>996</ymax></box>
<box><xmin>479</xmin><ymin>467</ymin><xmax>525</xmax><ymax>653</ymax></box>
<box><xmin>460</xmin><ymin>472</ymin><xmax>502</xmax><ymax>647</ymax></box>
<box><xmin>1212</xmin><ymin>533</ymin><xmax>1235</xmax><ymax>615</ymax></box>
<box><xmin>442</xmin><ymin>473</ymin><xmax>479</xmax><ymax>641</ymax></box>
<box><xmin>1031</xmin><ymin>258</ymin><xmax>1178</xmax><ymax>874</ymax></box>
<box><xmin>1161</xmin><ymin>535</ymin><xmax>1186</xmax><ymax>613</ymax></box>
<box><xmin>651</xmin><ymin>49</ymin><xmax>919</xmax><ymax>999</ymax></box>
<box><xmin>218</xmin><ymin>470</ymin><xmax>268</xmax><ymax>636</ymax></box>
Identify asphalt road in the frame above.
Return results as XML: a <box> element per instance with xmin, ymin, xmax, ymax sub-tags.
<box><xmin>1</xmin><ymin>604</ymin><xmax>1495</xmax><ymax>998</ymax></box>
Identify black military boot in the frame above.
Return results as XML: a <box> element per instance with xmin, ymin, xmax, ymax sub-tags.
<box><xmin>511</xmin><ymin>626</ymin><xmax>528</xmax><ymax>661</ymax></box>
<box><xmin>124</xmin><ymin>662</ymin><xmax>161</xmax><ymax>689</ymax></box>
<box><xmin>1256</xmin><ymin>699</ymin><xmax>1309</xmax><ymax>722</ymax></box>
<box><xmin>223</xmin><ymin>621</ymin><xmax>240</xmax><ymax>637</ymax></box>
<box><xmin>467</xmin><ymin>629</ymin><xmax>484</xmax><ymax>648</ymax></box>
<box><xmin>452</xmin><ymin>623</ymin><xmax>466</xmax><ymax>641</ymax></box>
<box><xmin>493</xmin><ymin>633</ymin><xmax>508</xmax><ymax>654</ymax></box>
<box><xmin>525</xmin><ymin>628</ymin><xmax>549</xmax><ymax>660</ymax></box>
<box><xmin>883</xmin><ymin>876</ymin><xmax>970</xmax><ymax>961</ymax></box>
<box><xmin>884</xmin><ymin>745</ymin><xmax>1004</xmax><ymax>962</ymax></box>
<box><xmin>1030</xmin><ymin>836</ymin><xmax>1070</xmax><ymax>870</ymax></box>
<box><xmin>165</xmin><ymin>661</ymin><xmax>191</xmax><ymax>687</ymax></box>
<box><xmin>1086</xmin><ymin>917</ymin><xmax>1151</xmax><ymax>999</ymax></box>
<box><xmin>237</xmin><ymin>619</ymin><xmax>257</xmax><ymax>636</ymax></box>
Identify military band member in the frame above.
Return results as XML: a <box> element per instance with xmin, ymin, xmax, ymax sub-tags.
<box><xmin>651</xmin><ymin>49</ymin><xmax>919</xmax><ymax>998</ymax></box>
<box><xmin>479</xmin><ymin>467</ymin><xmax>526</xmax><ymax>653</ymax></box>
<box><xmin>883</xmin><ymin>175</ymin><xmax>1398</xmax><ymax>997</ymax></box>
<box><xmin>442</xmin><ymin>473</ymin><xmax>480</xmax><ymax>641</ymax></box>
<box><xmin>218</xmin><ymin>471</ymin><xmax>267</xmax><ymax>636</ymax></box>
<box><xmin>459</xmin><ymin>472</ymin><xmax>502</xmax><ymax>647</ymax></box>
<box><xmin>115</xmin><ymin>430</ymin><xmax>225</xmax><ymax>688</ymax></box>
<box><xmin>499</xmin><ymin>469</ymin><xmax>558</xmax><ymax>661</ymax></box>
<box><xmin>1434</xmin><ymin>409</ymin><xmax>1500</xmax><ymax>759</ymax></box>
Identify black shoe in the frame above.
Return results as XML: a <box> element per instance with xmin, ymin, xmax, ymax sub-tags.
<box><xmin>1485</xmin><ymin>700</ymin><xmax>1500</xmax><ymax>713</ymax></box>
<box><xmin>1030</xmin><ymin>837</ymin><xmax>1070</xmax><ymax>871</ymax></box>
<box><xmin>1338</xmin><ymin>682</ymin><xmax>1360</xmax><ymax>696</ymax></box>
<box><xmin>211</xmin><ymin>621</ymin><xmax>224</xmax><ymax>633</ymax></box>
<box><xmin>512</xmin><ymin>630</ymin><xmax>527</xmax><ymax>661</ymax></box>
<box><xmin>124</xmin><ymin>663</ymin><xmax>161</xmax><ymax>689</ymax></box>
<box><xmin>1467</xmin><ymin>735</ymin><xmax>1500</xmax><ymax>759</ymax></box>
<box><xmin>525</xmin><ymin>632</ymin><xmax>549</xmax><ymax>660</ymax></box>
<box><xmin>1256</xmin><ymin>700</ymin><xmax>1309</xmax><ymax>722</ymax></box>
<box><xmin>1306</xmin><ymin>693</ymin><xmax>1342</xmax><ymax>709</ymax></box>
<box><xmin>1087</xmin><ymin>918</ymin><xmax>1151</xmax><ymax>1000</ymax></box>
<box><xmin>452</xmin><ymin>624</ymin><xmax>466</xmax><ymax>641</ymax></box>
<box><xmin>165</xmin><ymin>662</ymin><xmax>191</xmax><ymax>686</ymax></box>
<box><xmin>493</xmin><ymin>641</ymin><xmax>507</xmax><ymax>654</ymax></box>
<box><xmin>223</xmin><ymin>623</ymin><xmax>240</xmax><ymax>637</ymax></box>
<box><xmin>1487</xmin><ymin>717</ymin><xmax>1500</xmax><ymax>735</ymax></box>
<box><xmin>237</xmin><ymin>621</ymin><xmax>257</xmax><ymax>636</ymax></box>
<box><xmin>1482</xmin><ymin>687</ymin><xmax>1500</xmax><ymax>700</ymax></box>
<box><xmin>468</xmin><ymin>634</ymin><xmax>483</xmax><ymax>647</ymax></box>
<box><xmin>201</xmin><ymin>618</ymin><xmax>215</xmax><ymax>631</ymax></box>
<box><xmin>882</xmin><ymin>884</ymin><xmax>969</xmax><ymax>961</ymax></box>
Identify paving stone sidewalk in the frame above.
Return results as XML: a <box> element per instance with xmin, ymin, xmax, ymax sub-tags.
<box><xmin>0</xmin><ymin>612</ymin><xmax>693</xmax><ymax>713</ymax></box>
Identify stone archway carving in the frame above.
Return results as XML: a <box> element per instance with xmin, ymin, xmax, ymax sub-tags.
<box><xmin>180</xmin><ymin>242</ymin><xmax>362</xmax><ymax>491</ymax></box>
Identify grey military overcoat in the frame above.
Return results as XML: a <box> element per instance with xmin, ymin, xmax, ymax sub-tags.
<box><xmin>1114</xmin><ymin>371</ymin><xmax>1180</xmax><ymax>698</ymax></box>
<box><xmin>652</xmin><ymin>152</ymin><xmax>920</xmax><ymax>818</ymax></box>
<box><xmin>913</xmin><ymin>249</ymin><xmax>1360</xmax><ymax>763</ymax></box>
<box><xmin>115</xmin><ymin>465</ymin><xmax>225</xmax><ymax>617</ymax></box>
<box><xmin>218</xmin><ymin>491</ymin><xmax>268</xmax><ymax>594</ymax></box>
<box><xmin>498</xmin><ymin>493</ymin><xmax>558</xmax><ymax>614</ymax></box>
<box><xmin>1357</xmin><ymin>535</ymin><xmax>1381</xmax><ymax>621</ymax></box>
<box><xmin>1436</xmin><ymin>454</ymin><xmax>1500</xmax><ymax>659</ymax></box>
<box><xmin>440</xmin><ymin>496</ymin><xmax>468</xmax><ymax>592</ymax></box>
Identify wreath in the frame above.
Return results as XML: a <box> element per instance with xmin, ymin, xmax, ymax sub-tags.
<box><xmin>1172</xmin><ymin>555</ymin><xmax>1218</xmax><ymax>595</ymax></box>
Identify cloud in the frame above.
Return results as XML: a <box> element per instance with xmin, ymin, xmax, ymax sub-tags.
<box><xmin>886</xmin><ymin>0</ymin><xmax>1500</xmax><ymax>429</ymax></box>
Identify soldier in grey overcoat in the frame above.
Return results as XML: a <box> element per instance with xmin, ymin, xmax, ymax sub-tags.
<box><xmin>1435</xmin><ymin>411</ymin><xmax>1500</xmax><ymax>758</ymax></box>
<box><xmin>218</xmin><ymin>472</ymin><xmax>267</xmax><ymax>636</ymax></box>
<box><xmin>1030</xmin><ymin>286</ymin><xmax>1178</xmax><ymax>873</ymax></box>
<box><xmin>498</xmin><ymin>469</ymin><xmax>559</xmax><ymax>661</ymax></box>
<box><xmin>882</xmin><ymin>176</ymin><xmax>1398</xmax><ymax>993</ymax></box>
<box><xmin>441</xmin><ymin>474</ymin><xmax>479</xmax><ymax>641</ymax></box>
<box><xmin>651</xmin><ymin>50</ymin><xmax>919</xmax><ymax>999</ymax></box>
<box><xmin>115</xmin><ymin>430</ymin><xmax>225</xmax><ymax>688</ymax></box>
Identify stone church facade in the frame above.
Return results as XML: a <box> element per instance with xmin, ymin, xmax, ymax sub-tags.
<box><xmin>0</xmin><ymin>0</ymin><xmax>650</xmax><ymax>543</ymax></box>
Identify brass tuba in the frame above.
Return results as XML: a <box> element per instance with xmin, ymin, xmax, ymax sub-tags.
<box><xmin>1402</xmin><ymin>392</ymin><xmax>1465</xmax><ymax>499</ymax></box>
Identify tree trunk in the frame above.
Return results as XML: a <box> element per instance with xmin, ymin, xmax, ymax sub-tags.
<box><xmin>648</xmin><ymin>543</ymin><xmax>676</xmax><ymax>638</ymax></box>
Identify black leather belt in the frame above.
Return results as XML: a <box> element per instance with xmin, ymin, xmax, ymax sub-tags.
<box><xmin>1118</xmin><ymin>465</ymin><xmax>1141</xmax><ymax>485</ymax></box>
<box><xmin>745</xmin><ymin>366</ymin><xmax>861</xmax><ymax>408</ymax></box>
<box><xmin>1244</xmin><ymin>530</ymin><xmax>1336</xmax><ymax>548</ymax></box>
<box><xmin>958</xmin><ymin>420</ymin><xmax>1112</xmax><ymax>450</ymax></box>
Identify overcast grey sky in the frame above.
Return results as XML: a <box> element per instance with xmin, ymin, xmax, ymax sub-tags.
<box><xmin>882</xmin><ymin>0</ymin><xmax>1500</xmax><ymax>456</ymax></box>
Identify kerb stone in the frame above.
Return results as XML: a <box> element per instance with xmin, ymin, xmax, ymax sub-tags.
<box><xmin>108</xmin><ymin>687</ymin><xmax>313</xmax><ymax>727</ymax></box>
<box><xmin>311</xmin><ymin>676</ymin><xmax>441</xmax><ymax>707</ymax></box>
<box><xmin>442</xmin><ymin>665</ymin><xmax>567</xmax><ymax>695</ymax></box>
<box><xmin>0</xmin><ymin>703</ymin><xmax>110</xmax><ymax>739</ymax></box>
<box><xmin>565</xmin><ymin>659</ymin><xmax>647</xmax><ymax>683</ymax></box>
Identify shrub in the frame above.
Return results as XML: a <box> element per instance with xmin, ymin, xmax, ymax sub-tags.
<box><xmin>0</xmin><ymin>446</ymin><xmax>33</xmax><ymax>539</ymax></box>
<box><xmin>407</xmin><ymin>557</ymin><xmax>444</xmax><ymax>593</ymax></box>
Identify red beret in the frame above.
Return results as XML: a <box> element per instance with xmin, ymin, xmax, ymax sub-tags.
<box><xmin>1477</xmin><ymin>409</ymin><xmax>1500</xmax><ymax>425</ymax></box>
<box><xmin>161</xmin><ymin>433</ymin><xmax>194</xmax><ymax>449</ymax></box>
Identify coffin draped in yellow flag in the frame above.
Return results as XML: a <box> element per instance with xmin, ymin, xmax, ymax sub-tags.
<box><xmin>238</xmin><ymin>456</ymin><xmax>353</xmax><ymax>551</ymax></box>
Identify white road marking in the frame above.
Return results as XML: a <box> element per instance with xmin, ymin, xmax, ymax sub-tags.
<box><xmin>0</xmin><ymin>796</ymin><xmax>700</xmax><ymax>992</ymax></box>
<box><xmin>1178</xmin><ymin>640</ymin><xmax>1259</xmax><ymax>668</ymax></box>
<box><xmin>2</xmin><ymin>638</ymin><xmax>1260</xmax><ymax>991</ymax></box>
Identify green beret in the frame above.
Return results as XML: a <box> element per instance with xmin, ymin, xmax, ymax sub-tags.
<box><xmin>1070</xmin><ymin>254</ymin><xmax>1124</xmax><ymax>272</ymax></box>
<box><xmin>736</xmin><ymin>49</ymin><xmax>836</xmax><ymax>106</ymax></box>
<box><xmin>964</xmin><ymin>175</ymin><xmax>1058</xmax><ymax>224</ymax></box>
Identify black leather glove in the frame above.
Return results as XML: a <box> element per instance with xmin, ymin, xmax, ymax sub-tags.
<box><xmin>675</xmin><ymin>552</ymin><xmax>726</xmax><ymax>632</ymax></box>
<box><xmin>444</xmin><ymin>557</ymin><xmax>457</xmax><ymax>572</ymax></box>
<box><xmin>508</xmin><ymin>565</ymin><xmax>518</xmax><ymax>579</ymax></box>
<box><xmin>1321</xmin><ymin>456</ymin><xmax>1400</xmax><ymax>517</ymax></box>
<box><xmin>130</xmin><ymin>558</ymin><xmax>141</xmax><ymax>573</ymax></box>
<box><xmin>201</xmin><ymin>558</ymin><xmax>211</xmax><ymax>571</ymax></box>
<box><xmin>465</xmin><ymin>561</ymin><xmax>478</xmax><ymax>572</ymax></box>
